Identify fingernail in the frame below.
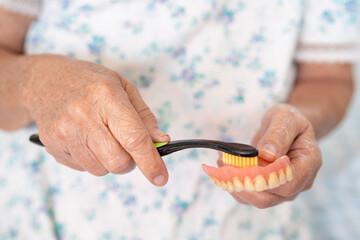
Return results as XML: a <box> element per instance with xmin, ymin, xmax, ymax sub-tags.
<box><xmin>153</xmin><ymin>174</ymin><xmax>166</xmax><ymax>186</ymax></box>
<box><xmin>262</xmin><ymin>144</ymin><xmax>277</xmax><ymax>157</ymax></box>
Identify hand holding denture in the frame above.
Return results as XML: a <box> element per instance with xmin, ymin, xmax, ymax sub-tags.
<box><xmin>203</xmin><ymin>104</ymin><xmax>322</xmax><ymax>208</ymax></box>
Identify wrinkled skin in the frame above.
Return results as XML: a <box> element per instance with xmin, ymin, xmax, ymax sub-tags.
<box><xmin>22</xmin><ymin>55</ymin><xmax>170</xmax><ymax>186</ymax></box>
<box><xmin>217</xmin><ymin>104</ymin><xmax>322</xmax><ymax>208</ymax></box>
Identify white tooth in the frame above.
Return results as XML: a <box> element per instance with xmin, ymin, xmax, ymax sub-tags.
<box><xmin>286</xmin><ymin>166</ymin><xmax>293</xmax><ymax>181</ymax></box>
<box><xmin>279</xmin><ymin>170</ymin><xmax>287</xmax><ymax>185</ymax></box>
<box><xmin>227</xmin><ymin>181</ymin><xmax>234</xmax><ymax>193</ymax></box>
<box><xmin>268</xmin><ymin>172</ymin><xmax>280</xmax><ymax>189</ymax></box>
<box><xmin>221</xmin><ymin>181</ymin><xmax>228</xmax><ymax>190</ymax></box>
<box><xmin>214</xmin><ymin>178</ymin><xmax>222</xmax><ymax>186</ymax></box>
<box><xmin>254</xmin><ymin>175</ymin><xmax>268</xmax><ymax>192</ymax></box>
<box><xmin>233</xmin><ymin>177</ymin><xmax>244</xmax><ymax>192</ymax></box>
<box><xmin>244</xmin><ymin>176</ymin><xmax>255</xmax><ymax>191</ymax></box>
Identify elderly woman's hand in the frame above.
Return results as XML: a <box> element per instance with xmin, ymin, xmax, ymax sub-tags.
<box><xmin>223</xmin><ymin>104</ymin><xmax>322</xmax><ymax>208</ymax></box>
<box><xmin>22</xmin><ymin>55</ymin><xmax>170</xmax><ymax>186</ymax></box>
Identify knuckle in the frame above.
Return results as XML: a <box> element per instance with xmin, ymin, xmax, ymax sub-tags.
<box><xmin>280</xmin><ymin>188</ymin><xmax>295</xmax><ymax>198</ymax></box>
<box><xmin>253</xmin><ymin>201</ymin><xmax>272</xmax><ymax>209</ymax></box>
<box><xmin>140</xmin><ymin>162</ymin><xmax>160</xmax><ymax>176</ymax></box>
<box><xmin>89</xmin><ymin>168</ymin><xmax>109</xmax><ymax>177</ymax></box>
<box><xmin>123</xmin><ymin>133</ymin><xmax>149</xmax><ymax>152</ymax></box>
<box><xmin>250</xmin><ymin>195</ymin><xmax>275</xmax><ymax>209</ymax></box>
<box><xmin>138</xmin><ymin>107</ymin><xmax>156</xmax><ymax>122</ymax></box>
<box><xmin>86</xmin><ymin>81</ymin><xmax>120</xmax><ymax>104</ymax></box>
<box><xmin>55</xmin><ymin>120</ymin><xmax>73</xmax><ymax>140</ymax></box>
<box><xmin>271</xmin><ymin>126</ymin><xmax>290</xmax><ymax>145</ymax></box>
<box><xmin>106</xmin><ymin>157</ymin><xmax>134</xmax><ymax>174</ymax></box>
<box><xmin>65</xmin><ymin>100</ymin><xmax>89</xmax><ymax>121</ymax></box>
<box><xmin>90</xmin><ymin>81</ymin><xmax>114</xmax><ymax>95</ymax></box>
<box><xmin>124</xmin><ymin>80</ymin><xmax>136</xmax><ymax>92</ymax></box>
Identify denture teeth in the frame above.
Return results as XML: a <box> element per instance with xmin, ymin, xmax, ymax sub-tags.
<box><xmin>286</xmin><ymin>166</ymin><xmax>293</xmax><ymax>182</ymax></box>
<box><xmin>254</xmin><ymin>175</ymin><xmax>268</xmax><ymax>192</ymax></box>
<box><xmin>221</xmin><ymin>181</ymin><xmax>228</xmax><ymax>190</ymax></box>
<box><xmin>244</xmin><ymin>176</ymin><xmax>255</xmax><ymax>191</ymax></box>
<box><xmin>214</xmin><ymin>178</ymin><xmax>222</xmax><ymax>186</ymax></box>
<box><xmin>268</xmin><ymin>172</ymin><xmax>280</xmax><ymax>189</ymax></box>
<box><xmin>233</xmin><ymin>177</ymin><xmax>244</xmax><ymax>192</ymax></box>
<box><xmin>278</xmin><ymin>169</ymin><xmax>287</xmax><ymax>185</ymax></box>
<box><xmin>227</xmin><ymin>181</ymin><xmax>235</xmax><ymax>193</ymax></box>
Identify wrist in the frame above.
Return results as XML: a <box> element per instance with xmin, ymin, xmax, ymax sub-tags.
<box><xmin>19</xmin><ymin>54</ymin><xmax>70</xmax><ymax>118</ymax></box>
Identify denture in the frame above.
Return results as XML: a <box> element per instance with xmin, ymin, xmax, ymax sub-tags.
<box><xmin>204</xmin><ymin>155</ymin><xmax>293</xmax><ymax>192</ymax></box>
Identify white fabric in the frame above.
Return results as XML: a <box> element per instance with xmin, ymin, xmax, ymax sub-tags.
<box><xmin>0</xmin><ymin>0</ymin><xmax>41</xmax><ymax>16</ymax></box>
<box><xmin>0</xmin><ymin>0</ymin><xmax>359</xmax><ymax>239</ymax></box>
<box><xmin>295</xmin><ymin>43</ymin><xmax>360</xmax><ymax>62</ymax></box>
<box><xmin>295</xmin><ymin>0</ymin><xmax>360</xmax><ymax>62</ymax></box>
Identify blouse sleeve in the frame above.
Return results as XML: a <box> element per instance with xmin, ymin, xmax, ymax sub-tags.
<box><xmin>295</xmin><ymin>0</ymin><xmax>360</xmax><ymax>63</ymax></box>
<box><xmin>0</xmin><ymin>0</ymin><xmax>41</xmax><ymax>16</ymax></box>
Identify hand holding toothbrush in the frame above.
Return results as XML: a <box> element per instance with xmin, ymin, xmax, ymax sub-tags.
<box><xmin>22</xmin><ymin>55</ymin><xmax>170</xmax><ymax>186</ymax></box>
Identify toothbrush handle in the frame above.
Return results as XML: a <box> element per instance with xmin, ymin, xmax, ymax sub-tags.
<box><xmin>29</xmin><ymin>135</ymin><xmax>257</xmax><ymax>157</ymax></box>
<box><xmin>156</xmin><ymin>139</ymin><xmax>256</xmax><ymax>157</ymax></box>
<box><xmin>29</xmin><ymin>134</ymin><xmax>169</xmax><ymax>154</ymax></box>
<box><xmin>30</xmin><ymin>134</ymin><xmax>44</xmax><ymax>146</ymax></box>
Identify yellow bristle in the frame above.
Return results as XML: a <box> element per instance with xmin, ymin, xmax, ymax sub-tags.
<box><xmin>222</xmin><ymin>153</ymin><xmax>258</xmax><ymax>168</ymax></box>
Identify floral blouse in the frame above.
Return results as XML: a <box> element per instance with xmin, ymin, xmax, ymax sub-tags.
<box><xmin>0</xmin><ymin>0</ymin><xmax>358</xmax><ymax>239</ymax></box>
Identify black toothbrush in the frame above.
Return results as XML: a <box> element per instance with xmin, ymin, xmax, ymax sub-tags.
<box><xmin>30</xmin><ymin>134</ymin><xmax>258</xmax><ymax>166</ymax></box>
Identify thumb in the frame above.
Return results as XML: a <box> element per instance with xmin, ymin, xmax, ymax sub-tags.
<box><xmin>137</xmin><ymin>107</ymin><xmax>170</xmax><ymax>143</ymax></box>
<box><xmin>256</xmin><ymin>123</ymin><xmax>299</xmax><ymax>162</ymax></box>
<box><xmin>121</xmin><ymin>77</ymin><xmax>171</xmax><ymax>143</ymax></box>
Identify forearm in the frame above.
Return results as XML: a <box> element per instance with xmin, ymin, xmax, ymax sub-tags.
<box><xmin>287</xmin><ymin>63</ymin><xmax>354</xmax><ymax>139</ymax></box>
<box><xmin>0</xmin><ymin>47</ymin><xmax>34</xmax><ymax>130</ymax></box>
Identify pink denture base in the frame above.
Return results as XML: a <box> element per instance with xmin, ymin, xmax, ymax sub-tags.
<box><xmin>202</xmin><ymin>155</ymin><xmax>291</xmax><ymax>182</ymax></box>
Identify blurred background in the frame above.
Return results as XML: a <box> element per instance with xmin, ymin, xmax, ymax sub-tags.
<box><xmin>300</xmin><ymin>64</ymin><xmax>360</xmax><ymax>240</ymax></box>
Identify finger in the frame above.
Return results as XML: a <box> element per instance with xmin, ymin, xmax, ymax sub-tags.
<box><xmin>216</xmin><ymin>151</ymin><xmax>223</xmax><ymax>167</ymax></box>
<box><xmin>232</xmin><ymin>189</ymin><xmax>288</xmax><ymax>209</ymax></box>
<box><xmin>67</xmin><ymin>135</ymin><xmax>109</xmax><ymax>176</ymax></box>
<box><xmin>267</xmin><ymin>130</ymin><xmax>321</xmax><ymax>197</ymax></box>
<box><xmin>46</xmin><ymin>148</ymin><xmax>85</xmax><ymax>171</ymax></box>
<box><xmin>121</xmin><ymin>77</ymin><xmax>170</xmax><ymax>143</ymax></box>
<box><xmin>105</xmin><ymin>83</ymin><xmax>168</xmax><ymax>186</ymax></box>
<box><xmin>87</xmin><ymin>125</ymin><xmax>136</xmax><ymax>174</ymax></box>
<box><xmin>229</xmin><ymin>192</ymin><xmax>249</xmax><ymax>205</ymax></box>
<box><xmin>256</xmin><ymin>106</ymin><xmax>308</xmax><ymax>161</ymax></box>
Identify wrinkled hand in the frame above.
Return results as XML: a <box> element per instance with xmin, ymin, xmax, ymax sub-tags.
<box><xmin>222</xmin><ymin>104</ymin><xmax>322</xmax><ymax>208</ymax></box>
<box><xmin>23</xmin><ymin>55</ymin><xmax>169</xmax><ymax>186</ymax></box>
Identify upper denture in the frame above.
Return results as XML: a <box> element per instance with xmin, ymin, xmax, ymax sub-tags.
<box><xmin>203</xmin><ymin>155</ymin><xmax>292</xmax><ymax>191</ymax></box>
